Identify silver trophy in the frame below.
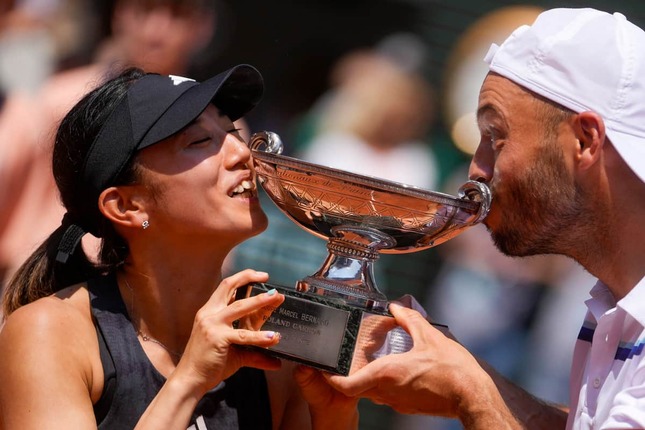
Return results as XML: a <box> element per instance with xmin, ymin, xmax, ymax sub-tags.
<box><xmin>236</xmin><ymin>131</ymin><xmax>491</xmax><ymax>375</ymax></box>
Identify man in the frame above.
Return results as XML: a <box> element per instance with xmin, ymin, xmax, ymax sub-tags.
<box><xmin>323</xmin><ymin>8</ymin><xmax>645</xmax><ymax>429</ymax></box>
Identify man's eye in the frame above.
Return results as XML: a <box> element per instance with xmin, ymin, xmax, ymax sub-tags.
<box><xmin>480</xmin><ymin>132</ymin><xmax>494</xmax><ymax>145</ymax></box>
<box><xmin>488</xmin><ymin>129</ymin><xmax>502</xmax><ymax>145</ymax></box>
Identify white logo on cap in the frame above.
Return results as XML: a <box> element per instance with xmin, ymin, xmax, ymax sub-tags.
<box><xmin>169</xmin><ymin>75</ymin><xmax>196</xmax><ymax>86</ymax></box>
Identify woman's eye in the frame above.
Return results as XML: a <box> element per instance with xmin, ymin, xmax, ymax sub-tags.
<box><xmin>190</xmin><ymin>137</ymin><xmax>211</xmax><ymax>146</ymax></box>
<box><xmin>227</xmin><ymin>127</ymin><xmax>242</xmax><ymax>134</ymax></box>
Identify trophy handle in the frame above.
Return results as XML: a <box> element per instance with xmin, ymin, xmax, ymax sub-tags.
<box><xmin>458</xmin><ymin>180</ymin><xmax>492</xmax><ymax>224</ymax></box>
<box><xmin>249</xmin><ymin>131</ymin><xmax>284</xmax><ymax>155</ymax></box>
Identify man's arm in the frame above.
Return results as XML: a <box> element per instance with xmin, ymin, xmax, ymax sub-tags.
<box><xmin>478</xmin><ymin>358</ymin><xmax>568</xmax><ymax>429</ymax></box>
<box><xmin>326</xmin><ymin>303</ymin><xmax>568</xmax><ymax>429</ymax></box>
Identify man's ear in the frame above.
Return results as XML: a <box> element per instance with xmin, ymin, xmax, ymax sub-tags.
<box><xmin>98</xmin><ymin>186</ymin><xmax>147</xmax><ymax>230</ymax></box>
<box><xmin>573</xmin><ymin>111</ymin><xmax>606</xmax><ymax>171</ymax></box>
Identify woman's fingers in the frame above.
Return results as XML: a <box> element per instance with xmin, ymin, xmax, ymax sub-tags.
<box><xmin>206</xmin><ymin>269</ymin><xmax>269</xmax><ymax>309</ymax></box>
<box><xmin>228</xmin><ymin>326</ymin><xmax>281</xmax><ymax>348</ymax></box>
<box><xmin>196</xmin><ymin>269</ymin><xmax>278</xmax><ymax>327</ymax></box>
<box><xmin>235</xmin><ymin>290</ymin><xmax>281</xmax><ymax>331</ymax></box>
<box><xmin>221</xmin><ymin>287</ymin><xmax>284</xmax><ymax>325</ymax></box>
<box><xmin>194</xmin><ymin>284</ymin><xmax>285</xmax><ymax>349</ymax></box>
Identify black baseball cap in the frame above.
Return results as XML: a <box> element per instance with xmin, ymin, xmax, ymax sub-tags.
<box><xmin>56</xmin><ymin>64</ymin><xmax>263</xmax><ymax>263</ymax></box>
<box><xmin>81</xmin><ymin>64</ymin><xmax>264</xmax><ymax>200</ymax></box>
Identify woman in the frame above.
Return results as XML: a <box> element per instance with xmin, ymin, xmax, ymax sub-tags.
<box><xmin>0</xmin><ymin>65</ymin><xmax>358</xmax><ymax>429</ymax></box>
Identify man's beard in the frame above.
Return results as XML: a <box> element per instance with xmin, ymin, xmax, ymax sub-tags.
<box><xmin>489</xmin><ymin>141</ymin><xmax>586</xmax><ymax>258</ymax></box>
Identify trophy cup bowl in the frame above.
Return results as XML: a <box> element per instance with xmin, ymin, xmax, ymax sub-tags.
<box><xmin>236</xmin><ymin>131</ymin><xmax>491</xmax><ymax>375</ymax></box>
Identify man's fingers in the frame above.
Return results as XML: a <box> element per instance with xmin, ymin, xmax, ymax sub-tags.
<box><xmin>389</xmin><ymin>302</ymin><xmax>438</xmax><ymax>342</ymax></box>
<box><xmin>324</xmin><ymin>366</ymin><xmax>378</xmax><ymax>397</ymax></box>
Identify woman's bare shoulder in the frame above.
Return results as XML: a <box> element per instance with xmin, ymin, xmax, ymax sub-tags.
<box><xmin>0</xmin><ymin>285</ymin><xmax>105</xmax><ymax>425</ymax></box>
<box><xmin>2</xmin><ymin>284</ymin><xmax>92</xmax><ymax>330</ymax></box>
<box><xmin>0</xmin><ymin>283</ymin><xmax>97</xmax><ymax>361</ymax></box>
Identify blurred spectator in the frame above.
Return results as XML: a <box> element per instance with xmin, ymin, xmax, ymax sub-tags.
<box><xmin>520</xmin><ymin>264</ymin><xmax>594</xmax><ymax>404</ymax></box>
<box><xmin>296</xmin><ymin>34</ymin><xmax>439</xmax><ymax>190</ymax></box>
<box><xmin>94</xmin><ymin>0</ymin><xmax>215</xmax><ymax>77</ymax></box>
<box><xmin>0</xmin><ymin>0</ymin><xmax>56</xmax><ymax>94</ymax></box>
<box><xmin>0</xmin><ymin>0</ymin><xmax>219</xmax><ymax>289</ymax></box>
<box><xmin>0</xmin><ymin>0</ymin><xmax>93</xmax><ymax>94</ymax></box>
<box><xmin>0</xmin><ymin>92</ymin><xmax>39</xmax><ymax>286</ymax></box>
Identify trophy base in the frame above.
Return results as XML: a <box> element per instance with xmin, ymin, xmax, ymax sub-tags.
<box><xmin>236</xmin><ymin>282</ymin><xmax>432</xmax><ymax>376</ymax></box>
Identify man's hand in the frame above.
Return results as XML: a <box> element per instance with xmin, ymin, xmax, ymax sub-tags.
<box><xmin>324</xmin><ymin>302</ymin><xmax>522</xmax><ymax>429</ymax></box>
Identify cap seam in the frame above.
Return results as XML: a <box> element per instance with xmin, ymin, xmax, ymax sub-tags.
<box><xmin>609</xmin><ymin>21</ymin><xmax>635</xmax><ymax>123</ymax></box>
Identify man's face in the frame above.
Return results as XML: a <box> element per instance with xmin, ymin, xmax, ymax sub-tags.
<box><xmin>469</xmin><ymin>73</ymin><xmax>584</xmax><ymax>257</ymax></box>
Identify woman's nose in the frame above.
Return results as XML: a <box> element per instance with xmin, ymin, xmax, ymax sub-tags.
<box><xmin>225</xmin><ymin>134</ymin><xmax>252</xmax><ymax>169</ymax></box>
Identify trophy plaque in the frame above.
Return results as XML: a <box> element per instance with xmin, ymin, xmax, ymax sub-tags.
<box><xmin>236</xmin><ymin>131</ymin><xmax>491</xmax><ymax>375</ymax></box>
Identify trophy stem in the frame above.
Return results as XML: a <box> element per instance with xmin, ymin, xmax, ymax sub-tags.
<box><xmin>296</xmin><ymin>225</ymin><xmax>395</xmax><ymax>311</ymax></box>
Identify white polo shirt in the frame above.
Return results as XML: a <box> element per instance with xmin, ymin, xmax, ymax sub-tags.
<box><xmin>567</xmin><ymin>276</ymin><xmax>645</xmax><ymax>429</ymax></box>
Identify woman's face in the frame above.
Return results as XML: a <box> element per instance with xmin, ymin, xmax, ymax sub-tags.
<box><xmin>134</xmin><ymin>105</ymin><xmax>267</xmax><ymax>248</ymax></box>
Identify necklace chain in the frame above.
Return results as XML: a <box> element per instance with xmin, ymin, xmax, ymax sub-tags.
<box><xmin>124</xmin><ymin>278</ymin><xmax>184</xmax><ymax>359</ymax></box>
<box><xmin>136</xmin><ymin>330</ymin><xmax>183</xmax><ymax>358</ymax></box>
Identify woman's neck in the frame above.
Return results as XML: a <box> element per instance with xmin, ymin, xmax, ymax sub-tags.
<box><xmin>118</xmin><ymin>250</ymin><xmax>227</xmax><ymax>346</ymax></box>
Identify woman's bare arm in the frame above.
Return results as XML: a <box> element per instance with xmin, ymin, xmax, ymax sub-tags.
<box><xmin>0</xmin><ymin>295</ymin><xmax>99</xmax><ymax>428</ymax></box>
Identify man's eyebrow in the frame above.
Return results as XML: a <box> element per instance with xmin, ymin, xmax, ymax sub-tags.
<box><xmin>476</xmin><ymin>104</ymin><xmax>498</xmax><ymax>121</ymax></box>
<box><xmin>476</xmin><ymin>104</ymin><xmax>505</xmax><ymax>128</ymax></box>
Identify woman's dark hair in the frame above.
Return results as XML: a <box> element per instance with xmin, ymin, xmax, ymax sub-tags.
<box><xmin>2</xmin><ymin>68</ymin><xmax>146</xmax><ymax>317</ymax></box>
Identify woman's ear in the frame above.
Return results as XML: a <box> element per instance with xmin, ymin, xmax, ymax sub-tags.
<box><xmin>573</xmin><ymin>111</ymin><xmax>606</xmax><ymax>171</ymax></box>
<box><xmin>98</xmin><ymin>186</ymin><xmax>147</xmax><ymax>230</ymax></box>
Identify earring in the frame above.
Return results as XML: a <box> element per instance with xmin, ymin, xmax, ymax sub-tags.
<box><xmin>142</xmin><ymin>220</ymin><xmax>150</xmax><ymax>230</ymax></box>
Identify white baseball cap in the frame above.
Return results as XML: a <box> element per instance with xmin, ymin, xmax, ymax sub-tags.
<box><xmin>483</xmin><ymin>8</ymin><xmax>645</xmax><ymax>183</ymax></box>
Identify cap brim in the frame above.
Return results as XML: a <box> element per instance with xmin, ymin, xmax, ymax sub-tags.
<box><xmin>139</xmin><ymin>64</ymin><xmax>263</xmax><ymax>149</ymax></box>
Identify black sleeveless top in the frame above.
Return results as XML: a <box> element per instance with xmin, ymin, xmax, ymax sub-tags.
<box><xmin>88</xmin><ymin>273</ymin><xmax>272</xmax><ymax>429</ymax></box>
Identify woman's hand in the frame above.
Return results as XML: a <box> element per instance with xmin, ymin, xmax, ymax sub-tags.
<box><xmin>173</xmin><ymin>269</ymin><xmax>285</xmax><ymax>397</ymax></box>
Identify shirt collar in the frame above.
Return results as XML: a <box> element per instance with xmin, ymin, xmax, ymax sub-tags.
<box><xmin>585</xmin><ymin>276</ymin><xmax>645</xmax><ymax>327</ymax></box>
<box><xmin>585</xmin><ymin>280</ymin><xmax>616</xmax><ymax>322</ymax></box>
<box><xmin>618</xmin><ymin>276</ymin><xmax>645</xmax><ymax>327</ymax></box>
